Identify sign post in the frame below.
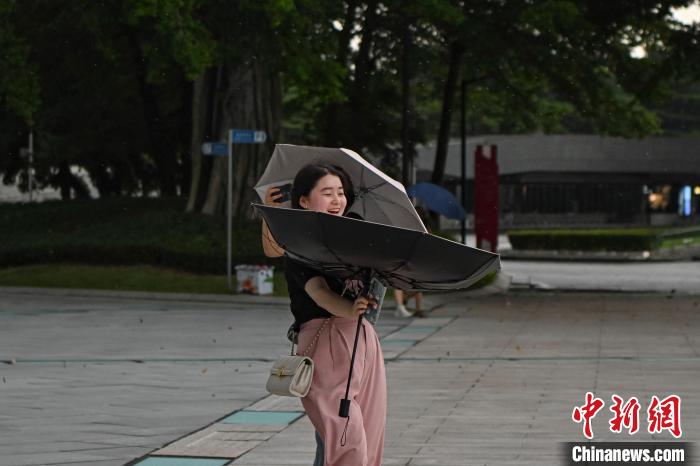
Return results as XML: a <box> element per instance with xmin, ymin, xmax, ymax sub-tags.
<box><xmin>204</xmin><ymin>130</ymin><xmax>267</xmax><ymax>290</ymax></box>
<box><xmin>460</xmin><ymin>79</ymin><xmax>467</xmax><ymax>245</ymax></box>
<box><xmin>227</xmin><ymin>130</ymin><xmax>233</xmax><ymax>290</ymax></box>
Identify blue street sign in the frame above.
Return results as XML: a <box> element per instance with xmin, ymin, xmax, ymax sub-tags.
<box><xmin>231</xmin><ymin>129</ymin><xmax>267</xmax><ymax>144</ymax></box>
<box><xmin>201</xmin><ymin>142</ymin><xmax>228</xmax><ymax>156</ymax></box>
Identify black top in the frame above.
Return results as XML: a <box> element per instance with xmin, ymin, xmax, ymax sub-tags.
<box><xmin>284</xmin><ymin>256</ymin><xmax>353</xmax><ymax>326</ymax></box>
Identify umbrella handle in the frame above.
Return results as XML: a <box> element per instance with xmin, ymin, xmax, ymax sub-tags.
<box><xmin>339</xmin><ymin>314</ymin><xmax>363</xmax><ymax>418</ymax></box>
<box><xmin>339</xmin><ymin>269</ymin><xmax>373</xmax><ymax>418</ymax></box>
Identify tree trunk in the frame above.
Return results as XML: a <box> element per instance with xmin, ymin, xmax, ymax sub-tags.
<box><xmin>200</xmin><ymin>62</ymin><xmax>281</xmax><ymax>218</ymax></box>
<box><xmin>201</xmin><ymin>64</ymin><xmax>227</xmax><ymax>215</ymax></box>
<box><xmin>401</xmin><ymin>21</ymin><xmax>413</xmax><ymax>187</ymax></box>
<box><xmin>127</xmin><ymin>33</ymin><xmax>178</xmax><ymax>197</ymax></box>
<box><xmin>185</xmin><ymin>73</ymin><xmax>207</xmax><ymax>212</ymax></box>
<box><xmin>432</xmin><ymin>42</ymin><xmax>463</xmax><ymax>186</ymax></box>
<box><xmin>234</xmin><ymin>62</ymin><xmax>281</xmax><ymax>218</ymax></box>
<box><xmin>349</xmin><ymin>0</ymin><xmax>379</xmax><ymax>147</ymax></box>
<box><xmin>321</xmin><ymin>0</ymin><xmax>358</xmax><ymax>146</ymax></box>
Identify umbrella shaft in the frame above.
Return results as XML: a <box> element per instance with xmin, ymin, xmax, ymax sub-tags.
<box><xmin>339</xmin><ymin>314</ymin><xmax>364</xmax><ymax>418</ymax></box>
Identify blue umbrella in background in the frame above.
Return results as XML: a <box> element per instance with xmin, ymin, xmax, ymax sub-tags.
<box><xmin>407</xmin><ymin>182</ymin><xmax>466</xmax><ymax>220</ymax></box>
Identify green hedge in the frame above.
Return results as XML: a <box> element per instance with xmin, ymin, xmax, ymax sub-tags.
<box><xmin>0</xmin><ymin>198</ymin><xmax>269</xmax><ymax>274</ymax></box>
<box><xmin>508</xmin><ymin>227</ymin><xmax>700</xmax><ymax>252</ymax></box>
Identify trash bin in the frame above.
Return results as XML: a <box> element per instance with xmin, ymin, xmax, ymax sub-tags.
<box><xmin>235</xmin><ymin>265</ymin><xmax>274</xmax><ymax>295</ymax></box>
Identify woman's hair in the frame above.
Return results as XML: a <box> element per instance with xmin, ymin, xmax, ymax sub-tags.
<box><xmin>291</xmin><ymin>162</ymin><xmax>355</xmax><ymax>213</ymax></box>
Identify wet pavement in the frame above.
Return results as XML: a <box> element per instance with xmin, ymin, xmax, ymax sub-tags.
<box><xmin>1</xmin><ymin>288</ymin><xmax>699</xmax><ymax>465</ymax></box>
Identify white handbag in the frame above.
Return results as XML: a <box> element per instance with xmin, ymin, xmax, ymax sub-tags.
<box><xmin>266</xmin><ymin>319</ymin><xmax>329</xmax><ymax>397</ymax></box>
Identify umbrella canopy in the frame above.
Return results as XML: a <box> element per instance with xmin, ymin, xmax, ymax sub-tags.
<box><xmin>407</xmin><ymin>182</ymin><xmax>466</xmax><ymax>220</ymax></box>
<box><xmin>255</xmin><ymin>144</ymin><xmax>426</xmax><ymax>232</ymax></box>
<box><xmin>254</xmin><ymin>204</ymin><xmax>499</xmax><ymax>291</ymax></box>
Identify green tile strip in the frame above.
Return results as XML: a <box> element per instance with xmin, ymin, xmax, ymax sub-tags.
<box><xmin>135</xmin><ymin>457</ymin><xmax>230</xmax><ymax>466</ymax></box>
<box><xmin>381</xmin><ymin>339</ymin><xmax>420</xmax><ymax>346</ymax></box>
<box><xmin>221</xmin><ymin>410</ymin><xmax>304</xmax><ymax>425</ymax></box>
<box><xmin>397</xmin><ymin>326</ymin><xmax>439</xmax><ymax>333</ymax></box>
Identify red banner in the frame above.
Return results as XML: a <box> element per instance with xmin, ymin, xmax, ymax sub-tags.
<box><xmin>475</xmin><ymin>144</ymin><xmax>499</xmax><ymax>252</ymax></box>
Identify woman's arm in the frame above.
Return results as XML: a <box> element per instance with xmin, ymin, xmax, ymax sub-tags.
<box><xmin>261</xmin><ymin>187</ymin><xmax>285</xmax><ymax>258</ymax></box>
<box><xmin>305</xmin><ymin>276</ymin><xmax>375</xmax><ymax>319</ymax></box>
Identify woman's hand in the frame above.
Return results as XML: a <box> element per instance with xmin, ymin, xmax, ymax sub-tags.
<box><xmin>347</xmin><ymin>295</ymin><xmax>377</xmax><ymax>318</ymax></box>
<box><xmin>265</xmin><ymin>186</ymin><xmax>283</xmax><ymax>206</ymax></box>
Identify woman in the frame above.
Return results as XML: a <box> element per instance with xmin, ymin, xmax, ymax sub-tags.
<box><xmin>261</xmin><ymin>163</ymin><xmax>386</xmax><ymax>466</ymax></box>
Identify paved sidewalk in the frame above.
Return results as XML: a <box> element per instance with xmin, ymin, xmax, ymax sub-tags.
<box><xmin>1</xmin><ymin>291</ymin><xmax>699</xmax><ymax>465</ymax></box>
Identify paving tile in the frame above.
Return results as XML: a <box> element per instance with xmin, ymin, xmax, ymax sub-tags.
<box><xmin>220</xmin><ymin>411</ymin><xmax>304</xmax><ymax>426</ymax></box>
<box><xmin>246</xmin><ymin>395</ymin><xmax>303</xmax><ymax>412</ymax></box>
<box><xmin>134</xmin><ymin>458</ymin><xmax>230</xmax><ymax>466</ymax></box>
<box><xmin>395</xmin><ymin>326</ymin><xmax>439</xmax><ymax>334</ymax></box>
<box><xmin>381</xmin><ymin>339</ymin><xmax>420</xmax><ymax>345</ymax></box>
<box><xmin>4</xmin><ymin>292</ymin><xmax>700</xmax><ymax>465</ymax></box>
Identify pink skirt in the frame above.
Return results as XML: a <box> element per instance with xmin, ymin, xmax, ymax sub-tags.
<box><xmin>299</xmin><ymin>317</ymin><xmax>386</xmax><ymax>466</ymax></box>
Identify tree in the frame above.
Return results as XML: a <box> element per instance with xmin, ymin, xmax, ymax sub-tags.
<box><xmin>3</xmin><ymin>0</ymin><xmax>698</xmax><ymax>208</ymax></box>
<box><xmin>430</xmin><ymin>0</ymin><xmax>700</xmax><ymax>185</ymax></box>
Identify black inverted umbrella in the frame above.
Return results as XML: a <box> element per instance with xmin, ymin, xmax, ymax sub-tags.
<box><xmin>253</xmin><ymin>203</ymin><xmax>500</xmax><ymax>418</ymax></box>
<box><xmin>254</xmin><ymin>204</ymin><xmax>499</xmax><ymax>291</ymax></box>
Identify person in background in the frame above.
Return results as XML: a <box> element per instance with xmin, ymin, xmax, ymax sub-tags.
<box><xmin>394</xmin><ymin>289</ymin><xmax>425</xmax><ymax>318</ymax></box>
<box><xmin>394</xmin><ymin>205</ymin><xmax>430</xmax><ymax>318</ymax></box>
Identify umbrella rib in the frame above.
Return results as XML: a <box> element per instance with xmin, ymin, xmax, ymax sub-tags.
<box><xmin>285</xmin><ymin>249</ymin><xmax>357</xmax><ymax>276</ymax></box>
<box><xmin>353</xmin><ymin>184</ymin><xmax>424</xmax><ymax>230</ymax></box>
<box><xmin>357</xmin><ymin>167</ymin><xmax>370</xmax><ymax>219</ymax></box>
<box><xmin>356</xmin><ymin>189</ymin><xmax>416</xmax><ymax>215</ymax></box>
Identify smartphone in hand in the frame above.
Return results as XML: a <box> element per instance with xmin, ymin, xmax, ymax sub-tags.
<box><xmin>275</xmin><ymin>183</ymin><xmax>292</xmax><ymax>203</ymax></box>
<box><xmin>363</xmin><ymin>278</ymin><xmax>387</xmax><ymax>325</ymax></box>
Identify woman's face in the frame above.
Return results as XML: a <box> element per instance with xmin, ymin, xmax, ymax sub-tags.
<box><xmin>299</xmin><ymin>174</ymin><xmax>347</xmax><ymax>215</ymax></box>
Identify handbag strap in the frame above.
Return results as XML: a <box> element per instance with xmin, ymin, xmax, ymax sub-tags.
<box><xmin>297</xmin><ymin>318</ymin><xmax>330</xmax><ymax>357</ymax></box>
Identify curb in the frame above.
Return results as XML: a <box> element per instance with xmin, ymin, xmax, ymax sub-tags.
<box><xmin>0</xmin><ymin>286</ymin><xmax>290</xmax><ymax>306</ymax></box>
<box><xmin>500</xmin><ymin>247</ymin><xmax>700</xmax><ymax>262</ymax></box>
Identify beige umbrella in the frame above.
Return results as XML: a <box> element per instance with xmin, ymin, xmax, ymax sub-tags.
<box><xmin>254</xmin><ymin>144</ymin><xmax>426</xmax><ymax>232</ymax></box>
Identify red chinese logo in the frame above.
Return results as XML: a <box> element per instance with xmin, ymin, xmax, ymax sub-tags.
<box><xmin>609</xmin><ymin>395</ymin><xmax>640</xmax><ymax>434</ymax></box>
<box><xmin>572</xmin><ymin>392</ymin><xmax>605</xmax><ymax>439</ymax></box>
<box><xmin>647</xmin><ymin>395</ymin><xmax>682</xmax><ymax>438</ymax></box>
<box><xmin>572</xmin><ymin>393</ymin><xmax>682</xmax><ymax>439</ymax></box>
